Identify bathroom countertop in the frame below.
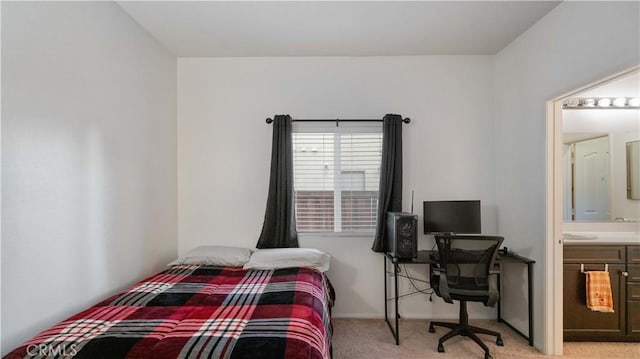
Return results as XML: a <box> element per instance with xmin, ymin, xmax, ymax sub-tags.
<box><xmin>563</xmin><ymin>232</ymin><xmax>640</xmax><ymax>245</ymax></box>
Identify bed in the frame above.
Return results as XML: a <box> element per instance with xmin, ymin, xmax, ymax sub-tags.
<box><xmin>4</xmin><ymin>259</ymin><xmax>334</xmax><ymax>359</ymax></box>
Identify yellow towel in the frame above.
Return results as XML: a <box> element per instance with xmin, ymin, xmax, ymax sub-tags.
<box><xmin>586</xmin><ymin>271</ymin><xmax>614</xmax><ymax>313</ymax></box>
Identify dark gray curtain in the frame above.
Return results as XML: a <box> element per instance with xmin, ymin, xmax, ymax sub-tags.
<box><xmin>371</xmin><ymin>114</ymin><xmax>403</xmax><ymax>252</ymax></box>
<box><xmin>256</xmin><ymin>115</ymin><xmax>299</xmax><ymax>249</ymax></box>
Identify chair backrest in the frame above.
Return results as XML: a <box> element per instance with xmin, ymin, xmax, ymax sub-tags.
<box><xmin>434</xmin><ymin>235</ymin><xmax>503</xmax><ymax>291</ymax></box>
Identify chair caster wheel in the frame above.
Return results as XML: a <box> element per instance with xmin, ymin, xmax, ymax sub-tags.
<box><xmin>437</xmin><ymin>343</ymin><xmax>445</xmax><ymax>353</ymax></box>
<box><xmin>428</xmin><ymin>324</ymin><xmax>435</xmax><ymax>333</ymax></box>
<box><xmin>496</xmin><ymin>337</ymin><xmax>504</xmax><ymax>346</ymax></box>
<box><xmin>484</xmin><ymin>353</ymin><xmax>493</xmax><ymax>359</ymax></box>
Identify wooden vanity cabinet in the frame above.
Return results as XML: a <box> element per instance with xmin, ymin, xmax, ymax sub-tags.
<box><xmin>563</xmin><ymin>245</ymin><xmax>640</xmax><ymax>342</ymax></box>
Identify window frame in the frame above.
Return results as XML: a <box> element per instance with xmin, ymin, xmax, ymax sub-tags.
<box><xmin>292</xmin><ymin>121</ymin><xmax>383</xmax><ymax>237</ymax></box>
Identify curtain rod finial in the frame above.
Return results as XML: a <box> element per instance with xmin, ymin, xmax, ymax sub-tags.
<box><xmin>403</xmin><ymin>118</ymin><xmax>411</xmax><ymax>124</ymax></box>
<box><xmin>266</xmin><ymin>118</ymin><xmax>273</xmax><ymax>124</ymax></box>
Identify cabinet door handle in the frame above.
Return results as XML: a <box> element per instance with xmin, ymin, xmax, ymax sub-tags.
<box><xmin>621</xmin><ymin>271</ymin><xmax>629</xmax><ymax>277</ymax></box>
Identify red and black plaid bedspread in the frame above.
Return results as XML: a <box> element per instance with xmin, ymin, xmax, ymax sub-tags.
<box><xmin>5</xmin><ymin>265</ymin><xmax>334</xmax><ymax>359</ymax></box>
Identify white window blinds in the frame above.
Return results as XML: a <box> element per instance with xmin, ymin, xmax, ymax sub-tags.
<box><xmin>292</xmin><ymin>121</ymin><xmax>383</xmax><ymax>234</ymax></box>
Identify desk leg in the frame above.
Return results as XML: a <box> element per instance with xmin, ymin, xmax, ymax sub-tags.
<box><xmin>384</xmin><ymin>257</ymin><xmax>388</xmax><ymax>323</ymax></box>
<box><xmin>497</xmin><ymin>267</ymin><xmax>502</xmax><ymax>322</ymax></box>
<box><xmin>528</xmin><ymin>262</ymin><xmax>534</xmax><ymax>346</ymax></box>
<box><xmin>394</xmin><ymin>263</ymin><xmax>399</xmax><ymax>345</ymax></box>
<box><xmin>495</xmin><ymin>261</ymin><xmax>534</xmax><ymax>347</ymax></box>
<box><xmin>383</xmin><ymin>256</ymin><xmax>400</xmax><ymax>345</ymax></box>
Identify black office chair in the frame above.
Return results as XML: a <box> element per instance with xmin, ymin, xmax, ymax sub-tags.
<box><xmin>429</xmin><ymin>235</ymin><xmax>504</xmax><ymax>359</ymax></box>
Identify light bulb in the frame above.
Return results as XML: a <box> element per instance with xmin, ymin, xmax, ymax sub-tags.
<box><xmin>629</xmin><ymin>97</ymin><xmax>640</xmax><ymax>107</ymax></box>
<box><xmin>597</xmin><ymin>98</ymin><xmax>611</xmax><ymax>107</ymax></box>
<box><xmin>583</xmin><ymin>98</ymin><xmax>596</xmax><ymax>107</ymax></box>
<box><xmin>565</xmin><ymin>98</ymin><xmax>580</xmax><ymax>107</ymax></box>
<box><xmin>613</xmin><ymin>97</ymin><xmax>627</xmax><ymax>107</ymax></box>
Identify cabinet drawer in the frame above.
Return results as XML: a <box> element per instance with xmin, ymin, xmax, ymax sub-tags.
<box><xmin>564</xmin><ymin>245</ymin><xmax>625</xmax><ymax>264</ymax></box>
<box><xmin>628</xmin><ymin>246</ymin><xmax>640</xmax><ymax>264</ymax></box>
<box><xmin>628</xmin><ymin>265</ymin><xmax>640</xmax><ymax>282</ymax></box>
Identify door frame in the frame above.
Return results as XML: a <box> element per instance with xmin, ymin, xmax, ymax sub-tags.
<box><xmin>545</xmin><ymin>65</ymin><xmax>639</xmax><ymax>355</ymax></box>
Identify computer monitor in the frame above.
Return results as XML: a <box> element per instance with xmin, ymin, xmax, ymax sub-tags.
<box><xmin>423</xmin><ymin>200</ymin><xmax>481</xmax><ymax>234</ymax></box>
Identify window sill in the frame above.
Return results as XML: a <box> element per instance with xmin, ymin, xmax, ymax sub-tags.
<box><xmin>298</xmin><ymin>232</ymin><xmax>375</xmax><ymax>240</ymax></box>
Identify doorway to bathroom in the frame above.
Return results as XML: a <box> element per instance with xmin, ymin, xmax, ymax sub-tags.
<box><xmin>546</xmin><ymin>66</ymin><xmax>640</xmax><ymax>355</ymax></box>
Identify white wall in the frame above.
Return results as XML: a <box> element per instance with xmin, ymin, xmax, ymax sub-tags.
<box><xmin>178</xmin><ymin>56</ymin><xmax>498</xmax><ymax>319</ymax></box>
<box><xmin>494</xmin><ymin>1</ymin><xmax>639</xmax><ymax>352</ymax></box>
<box><xmin>1</xmin><ymin>2</ymin><xmax>177</xmax><ymax>353</ymax></box>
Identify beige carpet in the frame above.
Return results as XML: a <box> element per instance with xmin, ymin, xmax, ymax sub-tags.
<box><xmin>332</xmin><ymin>319</ymin><xmax>640</xmax><ymax>359</ymax></box>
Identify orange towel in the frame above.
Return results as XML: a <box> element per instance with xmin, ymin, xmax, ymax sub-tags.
<box><xmin>586</xmin><ymin>271</ymin><xmax>614</xmax><ymax>313</ymax></box>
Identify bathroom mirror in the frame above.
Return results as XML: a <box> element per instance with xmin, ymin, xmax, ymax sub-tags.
<box><xmin>562</xmin><ymin>73</ymin><xmax>640</xmax><ymax>222</ymax></box>
<box><xmin>627</xmin><ymin>140</ymin><xmax>640</xmax><ymax>200</ymax></box>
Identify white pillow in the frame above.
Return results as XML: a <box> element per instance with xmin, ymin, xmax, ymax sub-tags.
<box><xmin>168</xmin><ymin>245</ymin><xmax>253</xmax><ymax>267</ymax></box>
<box><xmin>243</xmin><ymin>248</ymin><xmax>330</xmax><ymax>272</ymax></box>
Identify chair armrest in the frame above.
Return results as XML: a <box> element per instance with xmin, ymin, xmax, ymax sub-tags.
<box><xmin>435</xmin><ymin>268</ymin><xmax>453</xmax><ymax>304</ymax></box>
<box><xmin>485</xmin><ymin>273</ymin><xmax>499</xmax><ymax>307</ymax></box>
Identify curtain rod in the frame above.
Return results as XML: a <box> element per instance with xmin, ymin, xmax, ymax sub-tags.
<box><xmin>265</xmin><ymin>117</ymin><xmax>411</xmax><ymax>124</ymax></box>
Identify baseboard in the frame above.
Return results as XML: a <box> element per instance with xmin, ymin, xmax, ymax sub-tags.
<box><xmin>331</xmin><ymin>313</ymin><xmax>385</xmax><ymax>319</ymax></box>
<box><xmin>331</xmin><ymin>313</ymin><xmax>496</xmax><ymax>320</ymax></box>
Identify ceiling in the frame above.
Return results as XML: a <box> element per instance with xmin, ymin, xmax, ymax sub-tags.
<box><xmin>117</xmin><ymin>1</ymin><xmax>560</xmax><ymax>57</ymax></box>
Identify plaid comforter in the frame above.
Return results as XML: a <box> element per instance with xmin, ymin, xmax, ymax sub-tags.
<box><xmin>5</xmin><ymin>265</ymin><xmax>334</xmax><ymax>359</ymax></box>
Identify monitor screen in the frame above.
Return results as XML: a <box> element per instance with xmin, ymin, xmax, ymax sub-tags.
<box><xmin>423</xmin><ymin>200</ymin><xmax>481</xmax><ymax>234</ymax></box>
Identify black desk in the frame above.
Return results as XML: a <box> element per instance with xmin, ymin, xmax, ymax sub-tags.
<box><xmin>384</xmin><ymin>250</ymin><xmax>535</xmax><ymax>346</ymax></box>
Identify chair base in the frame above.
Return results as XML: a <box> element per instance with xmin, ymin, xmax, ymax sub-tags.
<box><xmin>428</xmin><ymin>301</ymin><xmax>503</xmax><ymax>359</ymax></box>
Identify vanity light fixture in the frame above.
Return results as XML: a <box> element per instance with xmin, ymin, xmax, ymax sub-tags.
<box><xmin>563</xmin><ymin>96</ymin><xmax>640</xmax><ymax>109</ymax></box>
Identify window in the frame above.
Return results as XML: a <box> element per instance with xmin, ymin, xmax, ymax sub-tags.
<box><xmin>292</xmin><ymin>122</ymin><xmax>383</xmax><ymax>234</ymax></box>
